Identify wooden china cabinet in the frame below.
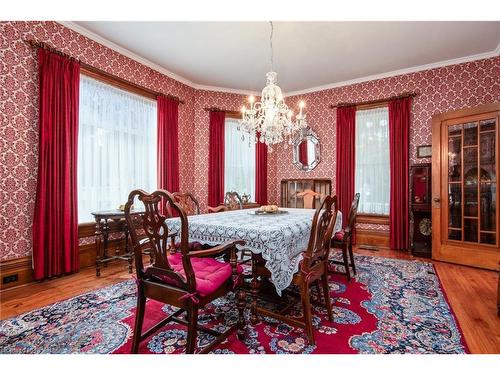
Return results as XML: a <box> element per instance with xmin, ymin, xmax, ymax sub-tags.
<box><xmin>410</xmin><ymin>163</ymin><xmax>432</xmax><ymax>257</ymax></box>
<box><xmin>280</xmin><ymin>179</ymin><xmax>331</xmax><ymax>209</ymax></box>
<box><xmin>431</xmin><ymin>103</ymin><xmax>499</xmax><ymax>270</ymax></box>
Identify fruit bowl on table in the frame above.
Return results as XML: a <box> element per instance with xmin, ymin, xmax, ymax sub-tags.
<box><xmin>250</xmin><ymin>205</ymin><xmax>289</xmax><ymax>215</ymax></box>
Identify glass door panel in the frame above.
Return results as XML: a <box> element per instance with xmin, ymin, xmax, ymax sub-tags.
<box><xmin>446</xmin><ymin>118</ymin><xmax>497</xmax><ymax>245</ymax></box>
<box><xmin>479</xmin><ymin>119</ymin><xmax>496</xmax><ymax>244</ymax></box>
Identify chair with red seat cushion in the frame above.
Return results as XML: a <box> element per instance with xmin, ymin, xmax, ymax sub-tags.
<box><xmin>163</xmin><ymin>253</ymin><xmax>244</xmax><ymax>296</ymax></box>
<box><xmin>329</xmin><ymin>193</ymin><xmax>360</xmax><ymax>281</ymax></box>
<box><xmin>124</xmin><ymin>189</ymin><xmax>246</xmax><ymax>354</ymax></box>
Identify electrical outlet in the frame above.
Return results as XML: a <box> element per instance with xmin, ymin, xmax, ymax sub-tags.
<box><xmin>2</xmin><ymin>274</ymin><xmax>18</xmax><ymax>284</ymax></box>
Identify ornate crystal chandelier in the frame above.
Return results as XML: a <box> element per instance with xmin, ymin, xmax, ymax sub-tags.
<box><xmin>239</xmin><ymin>22</ymin><xmax>307</xmax><ymax>149</ymax></box>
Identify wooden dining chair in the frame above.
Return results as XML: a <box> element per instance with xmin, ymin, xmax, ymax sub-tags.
<box><xmin>296</xmin><ymin>189</ymin><xmax>324</xmax><ymax>209</ymax></box>
<box><xmin>124</xmin><ymin>189</ymin><xmax>247</xmax><ymax>354</ymax></box>
<box><xmin>173</xmin><ymin>192</ymin><xmax>200</xmax><ymax>216</ymax></box>
<box><xmin>208</xmin><ymin>191</ymin><xmax>243</xmax><ymax>213</ymax></box>
<box><xmin>250</xmin><ymin>195</ymin><xmax>338</xmax><ymax>345</ymax></box>
<box><xmin>329</xmin><ymin>193</ymin><xmax>360</xmax><ymax>281</ymax></box>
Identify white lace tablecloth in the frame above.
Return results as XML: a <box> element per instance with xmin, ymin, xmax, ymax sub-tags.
<box><xmin>166</xmin><ymin>208</ymin><xmax>342</xmax><ymax>295</ymax></box>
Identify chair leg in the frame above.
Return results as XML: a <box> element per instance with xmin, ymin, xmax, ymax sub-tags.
<box><xmin>348</xmin><ymin>243</ymin><xmax>356</xmax><ymax>275</ymax></box>
<box><xmin>300</xmin><ymin>283</ymin><xmax>315</xmax><ymax>345</ymax></box>
<box><xmin>236</xmin><ymin>289</ymin><xmax>247</xmax><ymax>340</ymax></box>
<box><xmin>321</xmin><ymin>269</ymin><xmax>334</xmax><ymax>322</ymax></box>
<box><xmin>131</xmin><ymin>287</ymin><xmax>146</xmax><ymax>354</ymax></box>
<box><xmin>342</xmin><ymin>245</ymin><xmax>351</xmax><ymax>281</ymax></box>
<box><xmin>186</xmin><ymin>306</ymin><xmax>198</xmax><ymax>354</ymax></box>
<box><xmin>314</xmin><ymin>280</ymin><xmax>322</xmax><ymax>303</ymax></box>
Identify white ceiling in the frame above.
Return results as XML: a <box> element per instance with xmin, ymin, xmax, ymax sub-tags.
<box><xmin>71</xmin><ymin>21</ymin><xmax>500</xmax><ymax>94</ymax></box>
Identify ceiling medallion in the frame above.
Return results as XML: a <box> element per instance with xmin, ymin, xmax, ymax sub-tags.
<box><xmin>238</xmin><ymin>21</ymin><xmax>307</xmax><ymax>150</ymax></box>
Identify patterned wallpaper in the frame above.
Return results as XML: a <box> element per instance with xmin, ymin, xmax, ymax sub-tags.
<box><xmin>1</xmin><ymin>20</ymin><xmax>499</xmax><ymax>261</ymax></box>
<box><xmin>270</xmin><ymin>56</ymin><xmax>500</xmax><ymax>231</ymax></box>
<box><xmin>190</xmin><ymin>90</ymin><xmax>280</xmax><ymax>211</ymax></box>
<box><xmin>0</xmin><ymin>21</ymin><xmax>196</xmax><ymax>261</ymax></box>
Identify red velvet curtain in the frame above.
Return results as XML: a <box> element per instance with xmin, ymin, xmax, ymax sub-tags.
<box><xmin>298</xmin><ymin>141</ymin><xmax>308</xmax><ymax>165</ymax></box>
<box><xmin>255</xmin><ymin>136</ymin><xmax>268</xmax><ymax>205</ymax></box>
<box><xmin>389</xmin><ymin>97</ymin><xmax>411</xmax><ymax>250</ymax></box>
<box><xmin>32</xmin><ymin>48</ymin><xmax>80</xmax><ymax>281</ymax></box>
<box><xmin>157</xmin><ymin>95</ymin><xmax>179</xmax><ymax>193</ymax></box>
<box><xmin>336</xmin><ymin>106</ymin><xmax>357</xmax><ymax>221</ymax></box>
<box><xmin>208</xmin><ymin>111</ymin><xmax>225</xmax><ymax>207</ymax></box>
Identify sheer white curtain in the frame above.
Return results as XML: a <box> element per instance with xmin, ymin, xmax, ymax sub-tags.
<box><xmin>224</xmin><ymin>119</ymin><xmax>256</xmax><ymax>198</ymax></box>
<box><xmin>78</xmin><ymin>75</ymin><xmax>157</xmax><ymax>223</ymax></box>
<box><xmin>355</xmin><ymin>107</ymin><xmax>390</xmax><ymax>215</ymax></box>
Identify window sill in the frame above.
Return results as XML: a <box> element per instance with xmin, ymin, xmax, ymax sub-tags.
<box><xmin>356</xmin><ymin>214</ymin><xmax>390</xmax><ymax>226</ymax></box>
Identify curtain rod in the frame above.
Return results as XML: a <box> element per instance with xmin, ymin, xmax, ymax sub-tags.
<box><xmin>329</xmin><ymin>92</ymin><xmax>418</xmax><ymax>109</ymax></box>
<box><xmin>25</xmin><ymin>39</ymin><xmax>185</xmax><ymax>104</ymax></box>
<box><xmin>203</xmin><ymin>107</ymin><xmax>241</xmax><ymax>116</ymax></box>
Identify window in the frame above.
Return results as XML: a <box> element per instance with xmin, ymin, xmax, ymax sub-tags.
<box><xmin>224</xmin><ymin>118</ymin><xmax>255</xmax><ymax>197</ymax></box>
<box><xmin>78</xmin><ymin>75</ymin><xmax>157</xmax><ymax>223</ymax></box>
<box><xmin>355</xmin><ymin>107</ymin><xmax>390</xmax><ymax>215</ymax></box>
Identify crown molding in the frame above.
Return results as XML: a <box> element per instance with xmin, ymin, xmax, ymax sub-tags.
<box><xmin>194</xmin><ymin>84</ymin><xmax>260</xmax><ymax>96</ymax></box>
<box><xmin>58</xmin><ymin>21</ymin><xmax>499</xmax><ymax>98</ymax></box>
<box><xmin>58</xmin><ymin>21</ymin><xmax>196</xmax><ymax>88</ymax></box>
<box><xmin>58</xmin><ymin>21</ymin><xmax>258</xmax><ymax>96</ymax></box>
<box><xmin>284</xmin><ymin>44</ymin><xmax>500</xmax><ymax>97</ymax></box>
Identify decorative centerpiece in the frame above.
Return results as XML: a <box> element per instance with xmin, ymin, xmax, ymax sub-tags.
<box><xmin>251</xmin><ymin>205</ymin><xmax>288</xmax><ymax>215</ymax></box>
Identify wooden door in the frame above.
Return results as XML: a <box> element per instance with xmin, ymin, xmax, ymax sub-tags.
<box><xmin>432</xmin><ymin>103</ymin><xmax>500</xmax><ymax>270</ymax></box>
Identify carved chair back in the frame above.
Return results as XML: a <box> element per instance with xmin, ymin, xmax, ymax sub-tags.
<box><xmin>301</xmin><ymin>195</ymin><xmax>338</xmax><ymax>272</ymax></box>
<box><xmin>173</xmin><ymin>192</ymin><xmax>200</xmax><ymax>216</ymax></box>
<box><xmin>124</xmin><ymin>189</ymin><xmax>196</xmax><ymax>294</ymax></box>
<box><xmin>344</xmin><ymin>193</ymin><xmax>360</xmax><ymax>241</ymax></box>
<box><xmin>224</xmin><ymin>191</ymin><xmax>243</xmax><ymax>210</ymax></box>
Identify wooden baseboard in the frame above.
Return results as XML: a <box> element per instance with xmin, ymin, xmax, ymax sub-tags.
<box><xmin>356</xmin><ymin>228</ymin><xmax>390</xmax><ymax>250</ymax></box>
<box><xmin>0</xmin><ymin>238</ymin><xmax>127</xmax><ymax>290</ymax></box>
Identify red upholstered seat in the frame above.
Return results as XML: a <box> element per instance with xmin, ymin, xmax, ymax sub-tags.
<box><xmin>156</xmin><ymin>253</ymin><xmax>243</xmax><ymax>297</ymax></box>
<box><xmin>333</xmin><ymin>230</ymin><xmax>345</xmax><ymax>242</ymax></box>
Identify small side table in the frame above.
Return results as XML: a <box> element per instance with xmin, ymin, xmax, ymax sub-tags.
<box><xmin>91</xmin><ymin>209</ymin><xmax>137</xmax><ymax>277</ymax></box>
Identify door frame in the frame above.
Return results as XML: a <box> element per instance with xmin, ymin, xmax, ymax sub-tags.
<box><xmin>431</xmin><ymin>102</ymin><xmax>500</xmax><ymax>270</ymax></box>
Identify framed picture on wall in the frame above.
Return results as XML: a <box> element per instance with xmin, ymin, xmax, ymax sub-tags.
<box><xmin>417</xmin><ymin>145</ymin><xmax>432</xmax><ymax>158</ymax></box>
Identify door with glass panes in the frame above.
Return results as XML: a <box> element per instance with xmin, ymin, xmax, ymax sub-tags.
<box><xmin>432</xmin><ymin>104</ymin><xmax>499</xmax><ymax>270</ymax></box>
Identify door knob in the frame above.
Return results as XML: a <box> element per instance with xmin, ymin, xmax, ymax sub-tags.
<box><xmin>433</xmin><ymin>197</ymin><xmax>440</xmax><ymax>203</ymax></box>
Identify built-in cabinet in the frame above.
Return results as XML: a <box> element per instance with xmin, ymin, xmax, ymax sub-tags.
<box><xmin>280</xmin><ymin>179</ymin><xmax>331</xmax><ymax>209</ymax></box>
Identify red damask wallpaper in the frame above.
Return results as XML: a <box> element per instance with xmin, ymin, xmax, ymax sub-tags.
<box><xmin>1</xmin><ymin>20</ymin><xmax>499</xmax><ymax>261</ymax></box>
<box><xmin>270</xmin><ymin>56</ymin><xmax>500</xmax><ymax>231</ymax></box>
<box><xmin>0</xmin><ymin>21</ymin><xmax>197</xmax><ymax>260</ymax></box>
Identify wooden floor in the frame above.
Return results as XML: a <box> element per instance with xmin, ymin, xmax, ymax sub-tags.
<box><xmin>1</xmin><ymin>248</ymin><xmax>499</xmax><ymax>354</ymax></box>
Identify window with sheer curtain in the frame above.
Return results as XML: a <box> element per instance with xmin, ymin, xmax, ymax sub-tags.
<box><xmin>224</xmin><ymin>119</ymin><xmax>256</xmax><ymax>198</ymax></box>
<box><xmin>355</xmin><ymin>107</ymin><xmax>390</xmax><ymax>215</ymax></box>
<box><xmin>78</xmin><ymin>75</ymin><xmax>157</xmax><ymax>223</ymax></box>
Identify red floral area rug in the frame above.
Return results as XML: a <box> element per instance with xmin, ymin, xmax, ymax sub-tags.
<box><xmin>0</xmin><ymin>254</ymin><xmax>469</xmax><ymax>354</ymax></box>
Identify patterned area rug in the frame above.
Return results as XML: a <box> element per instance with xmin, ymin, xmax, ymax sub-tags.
<box><xmin>0</xmin><ymin>254</ymin><xmax>469</xmax><ymax>354</ymax></box>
